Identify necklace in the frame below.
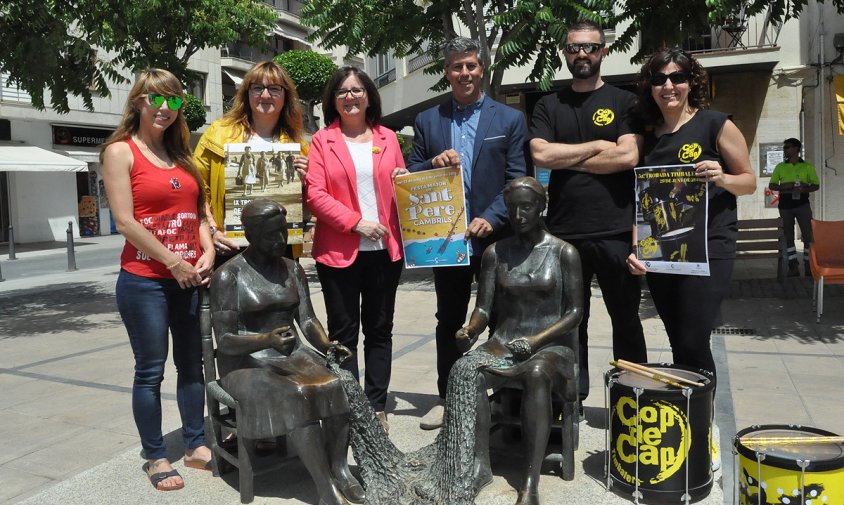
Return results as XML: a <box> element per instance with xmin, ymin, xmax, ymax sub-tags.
<box><xmin>133</xmin><ymin>136</ymin><xmax>173</xmax><ymax>168</ymax></box>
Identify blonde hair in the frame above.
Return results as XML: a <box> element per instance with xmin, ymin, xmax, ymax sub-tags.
<box><xmin>222</xmin><ymin>60</ymin><xmax>304</xmax><ymax>143</ymax></box>
<box><xmin>100</xmin><ymin>68</ymin><xmax>206</xmax><ymax>220</ymax></box>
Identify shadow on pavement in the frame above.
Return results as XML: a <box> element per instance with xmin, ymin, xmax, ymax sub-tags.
<box><xmin>0</xmin><ymin>282</ymin><xmax>121</xmax><ymax>338</ymax></box>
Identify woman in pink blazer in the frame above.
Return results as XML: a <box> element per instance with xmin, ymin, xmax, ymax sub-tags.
<box><xmin>306</xmin><ymin>66</ymin><xmax>405</xmax><ymax>431</ymax></box>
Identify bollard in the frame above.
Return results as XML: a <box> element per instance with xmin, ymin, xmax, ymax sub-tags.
<box><xmin>8</xmin><ymin>225</ymin><xmax>16</xmax><ymax>260</ymax></box>
<box><xmin>66</xmin><ymin>221</ymin><xmax>77</xmax><ymax>271</ymax></box>
<box><xmin>0</xmin><ymin>256</ymin><xmax>4</xmax><ymax>282</ymax></box>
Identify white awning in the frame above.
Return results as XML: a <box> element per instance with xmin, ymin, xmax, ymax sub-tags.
<box><xmin>273</xmin><ymin>25</ymin><xmax>312</xmax><ymax>47</ymax></box>
<box><xmin>0</xmin><ymin>144</ymin><xmax>88</xmax><ymax>172</ymax></box>
<box><xmin>222</xmin><ymin>69</ymin><xmax>244</xmax><ymax>87</ymax></box>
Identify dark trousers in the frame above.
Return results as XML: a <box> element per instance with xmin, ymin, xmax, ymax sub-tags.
<box><xmin>432</xmin><ymin>260</ymin><xmax>483</xmax><ymax>398</ymax></box>
<box><xmin>779</xmin><ymin>203</ymin><xmax>813</xmax><ymax>262</ymax></box>
<box><xmin>646</xmin><ymin>258</ymin><xmax>734</xmax><ymax>379</ymax></box>
<box><xmin>316</xmin><ymin>250</ymin><xmax>403</xmax><ymax>411</ymax></box>
<box><xmin>563</xmin><ymin>234</ymin><xmax>647</xmax><ymax>401</ymax></box>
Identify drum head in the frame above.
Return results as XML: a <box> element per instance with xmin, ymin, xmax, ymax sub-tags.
<box><xmin>660</xmin><ymin>226</ymin><xmax>694</xmax><ymax>239</ymax></box>
<box><xmin>614</xmin><ymin>364</ymin><xmax>711</xmax><ymax>391</ymax></box>
<box><xmin>735</xmin><ymin>425</ymin><xmax>844</xmax><ymax>472</ymax></box>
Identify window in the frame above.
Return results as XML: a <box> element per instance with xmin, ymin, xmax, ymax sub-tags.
<box><xmin>188</xmin><ymin>72</ymin><xmax>207</xmax><ymax>104</ymax></box>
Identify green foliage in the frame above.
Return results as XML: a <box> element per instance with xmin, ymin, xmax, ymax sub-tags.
<box><xmin>302</xmin><ymin>0</ymin><xmax>844</xmax><ymax>96</ymax></box>
<box><xmin>273</xmin><ymin>50</ymin><xmax>337</xmax><ymax>102</ymax></box>
<box><xmin>395</xmin><ymin>131</ymin><xmax>412</xmax><ymax>163</ymax></box>
<box><xmin>0</xmin><ymin>0</ymin><xmax>276</xmax><ymax>113</ymax></box>
<box><xmin>183</xmin><ymin>93</ymin><xmax>206</xmax><ymax>132</ymax></box>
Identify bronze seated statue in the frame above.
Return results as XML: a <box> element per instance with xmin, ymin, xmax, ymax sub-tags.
<box><xmin>455</xmin><ymin>176</ymin><xmax>583</xmax><ymax>505</ymax></box>
<box><xmin>317</xmin><ymin>177</ymin><xmax>583</xmax><ymax>505</ymax></box>
<box><xmin>209</xmin><ymin>199</ymin><xmax>364</xmax><ymax>505</ymax></box>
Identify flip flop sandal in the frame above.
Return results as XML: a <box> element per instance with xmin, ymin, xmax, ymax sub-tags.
<box><xmin>142</xmin><ymin>462</ymin><xmax>185</xmax><ymax>491</ymax></box>
<box><xmin>184</xmin><ymin>458</ymin><xmax>213</xmax><ymax>472</ymax></box>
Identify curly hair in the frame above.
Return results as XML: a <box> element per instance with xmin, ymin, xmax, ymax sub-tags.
<box><xmin>221</xmin><ymin>60</ymin><xmax>305</xmax><ymax>143</ymax></box>
<box><xmin>633</xmin><ymin>49</ymin><xmax>709</xmax><ymax>128</ymax></box>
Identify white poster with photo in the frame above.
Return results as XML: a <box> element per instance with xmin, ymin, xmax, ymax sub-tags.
<box><xmin>223</xmin><ymin>142</ymin><xmax>304</xmax><ymax>246</ymax></box>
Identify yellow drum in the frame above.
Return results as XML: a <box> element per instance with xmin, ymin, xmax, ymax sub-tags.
<box><xmin>734</xmin><ymin>425</ymin><xmax>844</xmax><ymax>505</ymax></box>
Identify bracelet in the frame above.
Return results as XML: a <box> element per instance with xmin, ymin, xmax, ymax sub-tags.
<box><xmin>166</xmin><ymin>259</ymin><xmax>181</xmax><ymax>270</ymax></box>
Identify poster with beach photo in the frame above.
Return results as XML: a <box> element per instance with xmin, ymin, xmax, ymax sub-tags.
<box><xmin>223</xmin><ymin>142</ymin><xmax>303</xmax><ymax>246</ymax></box>
<box><xmin>634</xmin><ymin>164</ymin><xmax>709</xmax><ymax>276</ymax></box>
<box><xmin>393</xmin><ymin>166</ymin><xmax>469</xmax><ymax>269</ymax></box>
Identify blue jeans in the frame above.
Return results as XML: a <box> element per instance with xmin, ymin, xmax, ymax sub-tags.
<box><xmin>116</xmin><ymin>270</ymin><xmax>206</xmax><ymax>460</ymax></box>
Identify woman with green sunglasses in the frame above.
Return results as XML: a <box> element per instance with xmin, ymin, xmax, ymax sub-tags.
<box><xmin>100</xmin><ymin>68</ymin><xmax>215</xmax><ymax>492</ymax></box>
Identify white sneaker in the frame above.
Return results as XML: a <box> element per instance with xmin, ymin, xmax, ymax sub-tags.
<box><xmin>420</xmin><ymin>399</ymin><xmax>445</xmax><ymax>430</ymax></box>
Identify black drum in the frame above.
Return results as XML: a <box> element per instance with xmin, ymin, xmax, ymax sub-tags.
<box><xmin>657</xmin><ymin>226</ymin><xmax>694</xmax><ymax>261</ymax></box>
<box><xmin>605</xmin><ymin>363</ymin><xmax>715</xmax><ymax>502</ymax></box>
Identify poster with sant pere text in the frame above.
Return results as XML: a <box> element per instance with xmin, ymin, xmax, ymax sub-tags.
<box><xmin>634</xmin><ymin>164</ymin><xmax>709</xmax><ymax>276</ymax></box>
<box><xmin>393</xmin><ymin>166</ymin><xmax>470</xmax><ymax>268</ymax></box>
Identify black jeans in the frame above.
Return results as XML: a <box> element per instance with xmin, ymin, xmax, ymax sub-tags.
<box><xmin>779</xmin><ymin>203</ymin><xmax>813</xmax><ymax>262</ymax></box>
<box><xmin>563</xmin><ymin>234</ymin><xmax>648</xmax><ymax>401</ymax></box>
<box><xmin>432</xmin><ymin>261</ymin><xmax>483</xmax><ymax>398</ymax></box>
<box><xmin>646</xmin><ymin>258</ymin><xmax>734</xmax><ymax>379</ymax></box>
<box><xmin>316</xmin><ymin>250</ymin><xmax>403</xmax><ymax>411</ymax></box>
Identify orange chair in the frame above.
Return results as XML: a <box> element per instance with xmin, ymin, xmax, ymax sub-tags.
<box><xmin>809</xmin><ymin>219</ymin><xmax>844</xmax><ymax>322</ymax></box>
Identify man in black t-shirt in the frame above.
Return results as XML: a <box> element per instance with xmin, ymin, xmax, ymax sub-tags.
<box><xmin>530</xmin><ymin>20</ymin><xmax>647</xmax><ymax>406</ymax></box>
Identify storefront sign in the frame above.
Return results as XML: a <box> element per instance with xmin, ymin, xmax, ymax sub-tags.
<box><xmin>52</xmin><ymin>125</ymin><xmax>113</xmax><ymax>147</ymax></box>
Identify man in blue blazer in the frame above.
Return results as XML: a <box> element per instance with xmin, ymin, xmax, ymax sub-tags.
<box><xmin>408</xmin><ymin>36</ymin><xmax>529</xmax><ymax>430</ymax></box>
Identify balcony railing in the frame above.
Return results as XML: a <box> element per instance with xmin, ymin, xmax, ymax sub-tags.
<box><xmin>408</xmin><ymin>52</ymin><xmax>435</xmax><ymax>74</ymax></box>
<box><xmin>375</xmin><ymin>68</ymin><xmax>396</xmax><ymax>88</ymax></box>
<box><xmin>221</xmin><ymin>42</ymin><xmax>275</xmax><ymax>63</ymax></box>
<box><xmin>682</xmin><ymin>9</ymin><xmax>781</xmax><ymax>54</ymax></box>
<box><xmin>1</xmin><ymin>72</ymin><xmax>31</xmax><ymax>104</ymax></box>
<box><xmin>263</xmin><ymin>0</ymin><xmax>304</xmax><ymax>16</ymax></box>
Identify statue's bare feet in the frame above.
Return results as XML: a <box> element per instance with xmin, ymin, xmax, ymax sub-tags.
<box><xmin>317</xmin><ymin>483</ymin><xmax>352</xmax><ymax>505</ymax></box>
<box><xmin>333</xmin><ymin>466</ymin><xmax>365</xmax><ymax>503</ymax></box>
<box><xmin>515</xmin><ymin>489</ymin><xmax>540</xmax><ymax>505</ymax></box>
<box><xmin>473</xmin><ymin>459</ymin><xmax>493</xmax><ymax>493</ymax></box>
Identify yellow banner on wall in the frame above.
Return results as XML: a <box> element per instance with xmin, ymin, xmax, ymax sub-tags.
<box><xmin>834</xmin><ymin>76</ymin><xmax>844</xmax><ymax>135</ymax></box>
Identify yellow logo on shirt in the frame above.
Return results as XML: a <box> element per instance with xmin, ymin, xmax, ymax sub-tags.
<box><xmin>678</xmin><ymin>143</ymin><xmax>702</xmax><ymax>163</ymax></box>
<box><xmin>593</xmin><ymin>109</ymin><xmax>615</xmax><ymax>126</ymax></box>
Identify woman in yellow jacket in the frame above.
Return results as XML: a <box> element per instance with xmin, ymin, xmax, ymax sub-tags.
<box><xmin>193</xmin><ymin>60</ymin><xmax>309</xmax><ymax>262</ymax></box>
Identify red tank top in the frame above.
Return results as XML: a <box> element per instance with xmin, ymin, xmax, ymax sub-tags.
<box><xmin>120</xmin><ymin>138</ymin><xmax>201</xmax><ymax>278</ymax></box>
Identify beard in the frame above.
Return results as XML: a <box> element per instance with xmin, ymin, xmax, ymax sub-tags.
<box><xmin>566</xmin><ymin>57</ymin><xmax>601</xmax><ymax>79</ymax></box>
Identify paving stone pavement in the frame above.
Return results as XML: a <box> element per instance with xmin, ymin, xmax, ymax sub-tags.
<box><xmin>1</xmin><ymin>237</ymin><xmax>842</xmax><ymax>504</ymax></box>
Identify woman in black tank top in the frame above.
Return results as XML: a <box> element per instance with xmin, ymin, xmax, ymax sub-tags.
<box><xmin>626</xmin><ymin>49</ymin><xmax>756</xmax><ymax>379</ymax></box>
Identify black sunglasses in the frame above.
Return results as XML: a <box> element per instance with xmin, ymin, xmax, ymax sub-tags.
<box><xmin>564</xmin><ymin>43</ymin><xmax>604</xmax><ymax>55</ymax></box>
<box><xmin>651</xmin><ymin>71</ymin><xmax>691</xmax><ymax>86</ymax></box>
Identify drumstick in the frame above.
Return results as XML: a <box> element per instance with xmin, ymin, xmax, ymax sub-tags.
<box><xmin>610</xmin><ymin>360</ymin><xmax>686</xmax><ymax>389</ymax></box>
<box><xmin>617</xmin><ymin>359</ymin><xmax>705</xmax><ymax>387</ymax></box>
<box><xmin>740</xmin><ymin>436</ymin><xmax>844</xmax><ymax>446</ymax></box>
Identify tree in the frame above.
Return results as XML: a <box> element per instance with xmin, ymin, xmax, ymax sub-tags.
<box><xmin>183</xmin><ymin>93</ymin><xmax>207</xmax><ymax>132</ymax></box>
<box><xmin>301</xmin><ymin>0</ymin><xmax>844</xmax><ymax>96</ymax></box>
<box><xmin>273</xmin><ymin>50</ymin><xmax>337</xmax><ymax>132</ymax></box>
<box><xmin>0</xmin><ymin>0</ymin><xmax>276</xmax><ymax>113</ymax></box>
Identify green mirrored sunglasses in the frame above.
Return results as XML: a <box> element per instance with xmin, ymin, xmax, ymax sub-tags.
<box><xmin>147</xmin><ymin>93</ymin><xmax>184</xmax><ymax>110</ymax></box>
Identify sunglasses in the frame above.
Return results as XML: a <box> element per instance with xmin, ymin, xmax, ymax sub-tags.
<box><xmin>650</xmin><ymin>71</ymin><xmax>691</xmax><ymax>86</ymax></box>
<box><xmin>147</xmin><ymin>93</ymin><xmax>184</xmax><ymax>110</ymax></box>
<box><xmin>563</xmin><ymin>43</ymin><xmax>604</xmax><ymax>55</ymax></box>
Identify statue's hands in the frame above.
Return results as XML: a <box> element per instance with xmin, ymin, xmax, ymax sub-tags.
<box><xmin>328</xmin><ymin>341</ymin><xmax>353</xmax><ymax>364</ymax></box>
<box><xmin>268</xmin><ymin>326</ymin><xmax>295</xmax><ymax>355</ymax></box>
<box><xmin>455</xmin><ymin>326</ymin><xmax>478</xmax><ymax>354</ymax></box>
<box><xmin>505</xmin><ymin>337</ymin><xmax>532</xmax><ymax>361</ymax></box>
